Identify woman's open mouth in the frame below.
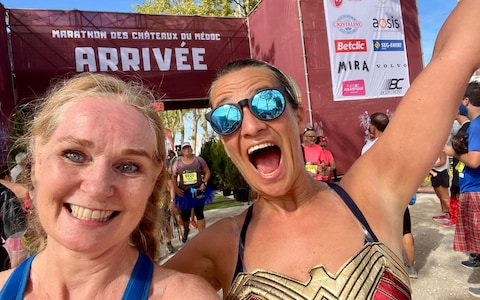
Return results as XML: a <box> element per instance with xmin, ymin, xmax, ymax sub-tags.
<box><xmin>67</xmin><ymin>204</ymin><xmax>119</xmax><ymax>222</ymax></box>
<box><xmin>248</xmin><ymin>143</ymin><xmax>281</xmax><ymax>177</ymax></box>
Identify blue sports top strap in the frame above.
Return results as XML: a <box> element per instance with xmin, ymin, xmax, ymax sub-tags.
<box><xmin>327</xmin><ymin>183</ymin><xmax>378</xmax><ymax>243</ymax></box>
<box><xmin>0</xmin><ymin>253</ymin><xmax>153</xmax><ymax>300</ymax></box>
<box><xmin>0</xmin><ymin>254</ymin><xmax>35</xmax><ymax>299</ymax></box>
<box><xmin>122</xmin><ymin>252</ymin><xmax>154</xmax><ymax>300</ymax></box>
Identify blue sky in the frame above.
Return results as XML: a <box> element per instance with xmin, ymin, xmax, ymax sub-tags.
<box><xmin>0</xmin><ymin>0</ymin><xmax>457</xmax><ymax>66</ymax></box>
<box><xmin>0</xmin><ymin>0</ymin><xmax>458</xmax><ymax>151</ymax></box>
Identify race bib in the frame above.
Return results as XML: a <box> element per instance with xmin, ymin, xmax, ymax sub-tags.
<box><xmin>305</xmin><ymin>163</ymin><xmax>317</xmax><ymax>176</ymax></box>
<box><xmin>455</xmin><ymin>161</ymin><xmax>465</xmax><ymax>173</ymax></box>
<box><xmin>182</xmin><ymin>171</ymin><xmax>198</xmax><ymax>185</ymax></box>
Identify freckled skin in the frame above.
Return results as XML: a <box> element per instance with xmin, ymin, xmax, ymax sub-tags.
<box><xmin>32</xmin><ymin>97</ymin><xmax>159</xmax><ymax>254</ymax></box>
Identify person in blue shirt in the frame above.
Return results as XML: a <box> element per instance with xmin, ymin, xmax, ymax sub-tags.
<box><xmin>445</xmin><ymin>81</ymin><xmax>480</xmax><ymax>297</ymax></box>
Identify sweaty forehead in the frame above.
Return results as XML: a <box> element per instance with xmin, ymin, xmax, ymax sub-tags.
<box><xmin>217</xmin><ymin>66</ymin><xmax>279</xmax><ymax>85</ymax></box>
<box><xmin>210</xmin><ymin>67</ymin><xmax>280</xmax><ymax>105</ymax></box>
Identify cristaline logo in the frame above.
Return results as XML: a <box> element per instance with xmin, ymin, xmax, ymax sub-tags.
<box><xmin>335</xmin><ymin>39</ymin><xmax>367</xmax><ymax>53</ymax></box>
<box><xmin>334</xmin><ymin>15</ymin><xmax>362</xmax><ymax>34</ymax></box>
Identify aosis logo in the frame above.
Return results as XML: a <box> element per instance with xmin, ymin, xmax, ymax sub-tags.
<box><xmin>381</xmin><ymin>78</ymin><xmax>405</xmax><ymax>95</ymax></box>
<box><xmin>338</xmin><ymin>60</ymin><xmax>369</xmax><ymax>73</ymax></box>
<box><xmin>372</xmin><ymin>16</ymin><xmax>400</xmax><ymax>30</ymax></box>
<box><xmin>334</xmin><ymin>15</ymin><xmax>362</xmax><ymax>34</ymax></box>
<box><xmin>376</xmin><ymin>62</ymin><xmax>407</xmax><ymax>68</ymax></box>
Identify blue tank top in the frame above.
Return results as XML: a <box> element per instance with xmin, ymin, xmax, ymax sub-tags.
<box><xmin>0</xmin><ymin>252</ymin><xmax>153</xmax><ymax>299</ymax></box>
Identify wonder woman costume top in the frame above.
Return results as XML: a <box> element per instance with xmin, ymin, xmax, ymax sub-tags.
<box><xmin>226</xmin><ymin>183</ymin><xmax>411</xmax><ymax>300</ymax></box>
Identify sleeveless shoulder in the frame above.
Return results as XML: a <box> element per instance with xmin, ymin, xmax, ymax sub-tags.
<box><xmin>122</xmin><ymin>252</ymin><xmax>153</xmax><ymax>300</ymax></box>
<box><xmin>0</xmin><ymin>253</ymin><xmax>153</xmax><ymax>300</ymax></box>
<box><xmin>0</xmin><ymin>255</ymin><xmax>34</xmax><ymax>299</ymax></box>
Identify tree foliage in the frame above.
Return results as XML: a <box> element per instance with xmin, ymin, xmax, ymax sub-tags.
<box><xmin>159</xmin><ymin>109</ymin><xmax>183</xmax><ymax>148</ymax></box>
<box><xmin>134</xmin><ymin>0</ymin><xmax>259</xmax><ymax>17</ymax></box>
<box><xmin>200</xmin><ymin>137</ymin><xmax>245</xmax><ymax>189</ymax></box>
<box><xmin>135</xmin><ymin>0</ymin><xmax>260</xmax><ymax>152</ymax></box>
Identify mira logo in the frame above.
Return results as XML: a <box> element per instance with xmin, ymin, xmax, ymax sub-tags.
<box><xmin>338</xmin><ymin>60</ymin><xmax>369</xmax><ymax>73</ymax></box>
<box><xmin>335</xmin><ymin>39</ymin><xmax>367</xmax><ymax>52</ymax></box>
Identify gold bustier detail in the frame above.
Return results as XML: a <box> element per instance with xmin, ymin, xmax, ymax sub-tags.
<box><xmin>226</xmin><ymin>243</ymin><xmax>411</xmax><ymax>300</ymax></box>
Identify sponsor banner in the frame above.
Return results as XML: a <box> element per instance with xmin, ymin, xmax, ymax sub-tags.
<box><xmin>8</xmin><ymin>9</ymin><xmax>250</xmax><ymax>101</ymax></box>
<box><xmin>323</xmin><ymin>0</ymin><xmax>410</xmax><ymax>101</ymax></box>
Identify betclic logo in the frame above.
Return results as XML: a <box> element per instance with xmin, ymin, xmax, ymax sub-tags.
<box><xmin>335</xmin><ymin>39</ymin><xmax>367</xmax><ymax>53</ymax></box>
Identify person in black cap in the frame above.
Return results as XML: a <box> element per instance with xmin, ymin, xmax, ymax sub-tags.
<box><xmin>171</xmin><ymin>142</ymin><xmax>213</xmax><ymax>243</ymax></box>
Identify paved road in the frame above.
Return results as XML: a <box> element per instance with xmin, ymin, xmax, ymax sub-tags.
<box><xmin>160</xmin><ymin>194</ymin><xmax>479</xmax><ymax>299</ymax></box>
<box><xmin>409</xmin><ymin>193</ymin><xmax>479</xmax><ymax>299</ymax></box>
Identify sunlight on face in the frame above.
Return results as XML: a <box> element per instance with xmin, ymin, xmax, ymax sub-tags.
<box><xmin>210</xmin><ymin>67</ymin><xmax>305</xmax><ymax>197</ymax></box>
<box><xmin>32</xmin><ymin>97</ymin><xmax>161</xmax><ymax>253</ymax></box>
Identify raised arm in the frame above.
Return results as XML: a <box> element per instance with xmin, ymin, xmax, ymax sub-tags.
<box><xmin>344</xmin><ymin>0</ymin><xmax>480</xmax><ymax>209</ymax></box>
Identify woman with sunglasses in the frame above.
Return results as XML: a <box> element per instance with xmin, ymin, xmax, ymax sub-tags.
<box><xmin>165</xmin><ymin>1</ymin><xmax>480</xmax><ymax>298</ymax></box>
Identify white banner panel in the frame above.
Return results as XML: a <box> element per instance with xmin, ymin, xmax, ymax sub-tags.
<box><xmin>323</xmin><ymin>0</ymin><xmax>410</xmax><ymax>101</ymax></box>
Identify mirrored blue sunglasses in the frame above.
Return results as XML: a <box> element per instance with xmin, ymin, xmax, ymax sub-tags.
<box><xmin>206</xmin><ymin>87</ymin><xmax>292</xmax><ymax>136</ymax></box>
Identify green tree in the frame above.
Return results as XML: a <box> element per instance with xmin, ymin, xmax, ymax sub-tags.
<box><xmin>134</xmin><ymin>0</ymin><xmax>259</xmax><ymax>17</ymax></box>
<box><xmin>159</xmin><ymin>109</ymin><xmax>182</xmax><ymax>145</ymax></box>
<box><xmin>136</xmin><ymin>0</ymin><xmax>260</xmax><ymax>152</ymax></box>
<box><xmin>200</xmin><ymin>137</ymin><xmax>245</xmax><ymax>190</ymax></box>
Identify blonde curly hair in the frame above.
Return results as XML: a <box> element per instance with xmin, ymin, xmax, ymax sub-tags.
<box><xmin>19</xmin><ymin>72</ymin><xmax>167</xmax><ymax>260</ymax></box>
